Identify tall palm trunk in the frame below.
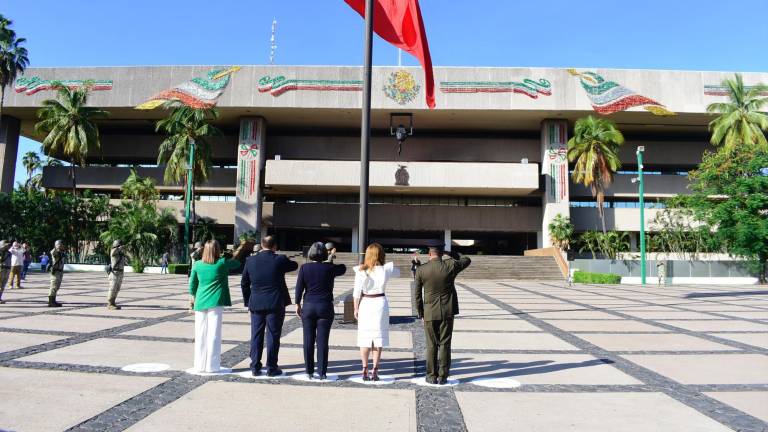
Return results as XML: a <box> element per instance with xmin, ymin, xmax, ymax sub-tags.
<box><xmin>0</xmin><ymin>86</ymin><xmax>5</xmax><ymax>134</ymax></box>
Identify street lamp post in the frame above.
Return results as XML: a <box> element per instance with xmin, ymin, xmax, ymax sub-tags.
<box><xmin>636</xmin><ymin>146</ymin><xmax>646</xmax><ymax>285</ymax></box>
<box><xmin>183</xmin><ymin>139</ymin><xmax>196</xmax><ymax>264</ymax></box>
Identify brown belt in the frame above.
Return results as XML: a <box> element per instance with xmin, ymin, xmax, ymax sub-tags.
<box><xmin>361</xmin><ymin>293</ymin><xmax>385</xmax><ymax>298</ymax></box>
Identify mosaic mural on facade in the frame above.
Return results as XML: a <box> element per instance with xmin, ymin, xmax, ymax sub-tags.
<box><xmin>439</xmin><ymin>78</ymin><xmax>552</xmax><ymax>98</ymax></box>
<box><xmin>14</xmin><ymin>76</ymin><xmax>113</xmax><ymax>95</ymax></box>
<box><xmin>237</xmin><ymin>118</ymin><xmax>259</xmax><ymax>200</ymax></box>
<box><xmin>704</xmin><ymin>84</ymin><xmax>768</xmax><ymax>96</ymax></box>
<box><xmin>568</xmin><ymin>69</ymin><xmax>675</xmax><ymax>116</ymax></box>
<box><xmin>257</xmin><ymin>75</ymin><xmax>362</xmax><ymax>96</ymax></box>
<box><xmin>136</xmin><ymin>66</ymin><xmax>240</xmax><ymax>110</ymax></box>
<box><xmin>383</xmin><ymin>70</ymin><xmax>421</xmax><ymax>105</ymax></box>
<box><xmin>543</xmin><ymin>122</ymin><xmax>569</xmax><ymax>203</ymax></box>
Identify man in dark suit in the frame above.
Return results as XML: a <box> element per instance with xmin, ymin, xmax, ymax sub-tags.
<box><xmin>241</xmin><ymin>235</ymin><xmax>298</xmax><ymax>376</ymax></box>
<box><xmin>414</xmin><ymin>246</ymin><xmax>471</xmax><ymax>384</ymax></box>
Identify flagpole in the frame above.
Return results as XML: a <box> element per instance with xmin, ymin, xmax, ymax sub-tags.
<box><xmin>358</xmin><ymin>0</ymin><xmax>374</xmax><ymax>264</ymax></box>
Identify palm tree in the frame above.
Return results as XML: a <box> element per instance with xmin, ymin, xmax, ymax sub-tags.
<box><xmin>155</xmin><ymin>105</ymin><xmax>219</xmax><ymax>238</ymax></box>
<box><xmin>568</xmin><ymin>115</ymin><xmax>624</xmax><ymax>233</ymax></box>
<box><xmin>21</xmin><ymin>151</ymin><xmax>41</xmax><ymax>188</ymax></box>
<box><xmin>121</xmin><ymin>168</ymin><xmax>159</xmax><ymax>202</ymax></box>
<box><xmin>34</xmin><ymin>85</ymin><xmax>109</xmax><ymax>194</ymax></box>
<box><xmin>707</xmin><ymin>73</ymin><xmax>768</xmax><ymax>152</ymax></box>
<box><xmin>0</xmin><ymin>15</ymin><xmax>29</xmax><ymax>127</ymax></box>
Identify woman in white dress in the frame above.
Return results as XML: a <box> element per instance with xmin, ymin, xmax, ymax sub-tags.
<box><xmin>353</xmin><ymin>243</ymin><xmax>399</xmax><ymax>381</ymax></box>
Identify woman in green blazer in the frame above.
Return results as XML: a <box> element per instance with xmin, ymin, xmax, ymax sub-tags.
<box><xmin>189</xmin><ymin>240</ymin><xmax>243</xmax><ymax>373</ymax></box>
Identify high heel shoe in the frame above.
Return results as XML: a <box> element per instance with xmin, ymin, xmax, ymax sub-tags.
<box><xmin>362</xmin><ymin>367</ymin><xmax>370</xmax><ymax>381</ymax></box>
<box><xmin>372</xmin><ymin>366</ymin><xmax>380</xmax><ymax>382</ymax></box>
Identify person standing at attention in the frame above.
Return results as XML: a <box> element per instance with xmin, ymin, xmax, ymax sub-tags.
<box><xmin>0</xmin><ymin>241</ymin><xmax>10</xmax><ymax>304</ymax></box>
<box><xmin>188</xmin><ymin>240</ymin><xmax>244</xmax><ymax>374</ymax></box>
<box><xmin>48</xmin><ymin>240</ymin><xmax>66</xmax><ymax>307</ymax></box>
<box><xmin>353</xmin><ymin>243</ymin><xmax>399</xmax><ymax>381</ymax></box>
<box><xmin>295</xmin><ymin>242</ymin><xmax>346</xmax><ymax>379</ymax></box>
<box><xmin>160</xmin><ymin>252</ymin><xmax>170</xmax><ymax>274</ymax></box>
<box><xmin>241</xmin><ymin>235</ymin><xmax>298</xmax><ymax>377</ymax></box>
<box><xmin>107</xmin><ymin>240</ymin><xmax>128</xmax><ymax>310</ymax></box>
<box><xmin>21</xmin><ymin>243</ymin><xmax>32</xmax><ymax>281</ymax></box>
<box><xmin>414</xmin><ymin>246</ymin><xmax>471</xmax><ymax>385</ymax></box>
<box><xmin>8</xmin><ymin>241</ymin><xmax>24</xmax><ymax>289</ymax></box>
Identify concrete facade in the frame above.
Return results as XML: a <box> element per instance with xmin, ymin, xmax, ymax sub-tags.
<box><xmin>5</xmin><ymin>65</ymin><xmax>766</xmax><ymax>253</ymax></box>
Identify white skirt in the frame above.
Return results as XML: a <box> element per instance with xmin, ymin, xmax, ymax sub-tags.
<box><xmin>357</xmin><ymin>296</ymin><xmax>389</xmax><ymax>347</ymax></box>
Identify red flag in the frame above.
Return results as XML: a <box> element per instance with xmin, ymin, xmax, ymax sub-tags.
<box><xmin>344</xmin><ymin>0</ymin><xmax>435</xmax><ymax>109</ymax></box>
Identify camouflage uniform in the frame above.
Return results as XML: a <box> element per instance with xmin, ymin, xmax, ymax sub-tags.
<box><xmin>107</xmin><ymin>246</ymin><xmax>128</xmax><ymax>308</ymax></box>
<box><xmin>49</xmin><ymin>247</ymin><xmax>66</xmax><ymax>306</ymax></box>
<box><xmin>0</xmin><ymin>243</ymin><xmax>11</xmax><ymax>303</ymax></box>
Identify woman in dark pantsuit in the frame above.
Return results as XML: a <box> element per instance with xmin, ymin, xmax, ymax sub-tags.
<box><xmin>295</xmin><ymin>242</ymin><xmax>346</xmax><ymax>379</ymax></box>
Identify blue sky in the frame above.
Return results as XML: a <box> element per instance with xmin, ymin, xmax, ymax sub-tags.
<box><xmin>5</xmin><ymin>0</ymin><xmax>768</xmax><ymax>185</ymax></box>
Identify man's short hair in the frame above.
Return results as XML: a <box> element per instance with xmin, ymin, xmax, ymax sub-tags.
<box><xmin>261</xmin><ymin>235</ymin><xmax>276</xmax><ymax>250</ymax></box>
<box><xmin>428</xmin><ymin>245</ymin><xmax>443</xmax><ymax>255</ymax></box>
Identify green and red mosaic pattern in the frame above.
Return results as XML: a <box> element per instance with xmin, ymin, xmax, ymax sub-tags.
<box><xmin>136</xmin><ymin>67</ymin><xmax>240</xmax><ymax>110</ymax></box>
<box><xmin>440</xmin><ymin>78</ymin><xmax>551</xmax><ymax>98</ymax></box>
<box><xmin>14</xmin><ymin>77</ymin><xmax>113</xmax><ymax>95</ymax></box>
<box><xmin>543</xmin><ymin>122</ymin><xmax>569</xmax><ymax>203</ymax></box>
<box><xmin>237</xmin><ymin>119</ymin><xmax>260</xmax><ymax>200</ymax></box>
<box><xmin>258</xmin><ymin>75</ymin><xmax>362</xmax><ymax>96</ymax></box>
<box><xmin>568</xmin><ymin>69</ymin><xmax>675</xmax><ymax>116</ymax></box>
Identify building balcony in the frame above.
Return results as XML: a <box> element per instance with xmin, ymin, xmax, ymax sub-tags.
<box><xmin>272</xmin><ymin>202</ymin><xmax>542</xmax><ymax>231</ymax></box>
<box><xmin>571</xmin><ymin>207</ymin><xmax>662</xmax><ymax>232</ymax></box>
<box><xmin>569</xmin><ymin>173</ymin><xmax>690</xmax><ymax>198</ymax></box>
<box><xmin>42</xmin><ymin>166</ymin><xmax>236</xmax><ymax>193</ymax></box>
<box><xmin>265</xmin><ymin>160</ymin><xmax>539</xmax><ymax>196</ymax></box>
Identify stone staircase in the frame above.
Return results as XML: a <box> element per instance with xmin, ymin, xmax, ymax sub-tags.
<box><xmin>286</xmin><ymin>252</ymin><xmax>564</xmax><ymax>280</ymax></box>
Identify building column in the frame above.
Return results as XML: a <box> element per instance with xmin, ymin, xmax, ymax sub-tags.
<box><xmin>630</xmin><ymin>232</ymin><xmax>638</xmax><ymax>251</ymax></box>
<box><xmin>234</xmin><ymin>117</ymin><xmax>267</xmax><ymax>240</ymax></box>
<box><xmin>351</xmin><ymin>226</ymin><xmax>359</xmax><ymax>253</ymax></box>
<box><xmin>540</xmin><ymin>119</ymin><xmax>570</xmax><ymax>249</ymax></box>
<box><xmin>0</xmin><ymin>116</ymin><xmax>21</xmax><ymax>193</ymax></box>
<box><xmin>444</xmin><ymin>229</ymin><xmax>452</xmax><ymax>251</ymax></box>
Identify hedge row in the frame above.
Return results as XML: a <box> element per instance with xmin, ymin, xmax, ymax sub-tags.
<box><xmin>167</xmin><ymin>264</ymin><xmax>190</xmax><ymax>275</ymax></box>
<box><xmin>573</xmin><ymin>271</ymin><xmax>622</xmax><ymax>284</ymax></box>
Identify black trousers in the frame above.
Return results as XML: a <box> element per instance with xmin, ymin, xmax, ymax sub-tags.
<box><xmin>424</xmin><ymin>318</ymin><xmax>454</xmax><ymax>380</ymax></box>
<box><xmin>250</xmin><ymin>308</ymin><xmax>285</xmax><ymax>373</ymax></box>
<box><xmin>301</xmin><ymin>302</ymin><xmax>335</xmax><ymax>376</ymax></box>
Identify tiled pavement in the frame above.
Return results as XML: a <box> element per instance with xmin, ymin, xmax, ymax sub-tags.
<box><xmin>0</xmin><ymin>272</ymin><xmax>766</xmax><ymax>431</ymax></box>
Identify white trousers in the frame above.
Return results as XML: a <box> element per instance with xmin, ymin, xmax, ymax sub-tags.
<box><xmin>194</xmin><ymin>307</ymin><xmax>223</xmax><ymax>373</ymax></box>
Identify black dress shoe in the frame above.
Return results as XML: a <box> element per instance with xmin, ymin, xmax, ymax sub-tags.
<box><xmin>425</xmin><ymin>376</ymin><xmax>438</xmax><ymax>385</ymax></box>
<box><xmin>437</xmin><ymin>377</ymin><xmax>448</xmax><ymax>385</ymax></box>
<box><xmin>251</xmin><ymin>369</ymin><xmax>262</xmax><ymax>377</ymax></box>
<box><xmin>266</xmin><ymin>368</ymin><xmax>283</xmax><ymax>377</ymax></box>
<box><xmin>319</xmin><ymin>374</ymin><xmax>327</xmax><ymax>380</ymax></box>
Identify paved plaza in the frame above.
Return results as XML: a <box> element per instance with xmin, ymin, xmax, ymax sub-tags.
<box><xmin>0</xmin><ymin>272</ymin><xmax>766</xmax><ymax>431</ymax></box>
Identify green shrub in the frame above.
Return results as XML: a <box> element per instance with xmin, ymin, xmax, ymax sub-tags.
<box><xmin>167</xmin><ymin>264</ymin><xmax>190</xmax><ymax>275</ymax></box>
<box><xmin>573</xmin><ymin>271</ymin><xmax>622</xmax><ymax>284</ymax></box>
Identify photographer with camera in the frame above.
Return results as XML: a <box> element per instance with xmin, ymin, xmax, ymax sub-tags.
<box><xmin>106</xmin><ymin>240</ymin><xmax>128</xmax><ymax>310</ymax></box>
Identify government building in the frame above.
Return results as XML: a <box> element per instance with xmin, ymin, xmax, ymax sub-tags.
<box><xmin>2</xmin><ymin>65</ymin><xmax>766</xmax><ymax>254</ymax></box>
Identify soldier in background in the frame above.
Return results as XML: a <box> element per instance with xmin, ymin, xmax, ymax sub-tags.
<box><xmin>107</xmin><ymin>240</ymin><xmax>128</xmax><ymax>310</ymax></box>
<box><xmin>324</xmin><ymin>242</ymin><xmax>337</xmax><ymax>263</ymax></box>
<box><xmin>48</xmin><ymin>240</ymin><xmax>66</xmax><ymax>307</ymax></box>
<box><xmin>0</xmin><ymin>240</ymin><xmax>11</xmax><ymax>304</ymax></box>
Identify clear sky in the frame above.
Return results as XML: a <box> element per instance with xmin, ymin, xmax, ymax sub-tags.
<box><xmin>5</xmin><ymin>0</ymin><xmax>768</xmax><ymax>185</ymax></box>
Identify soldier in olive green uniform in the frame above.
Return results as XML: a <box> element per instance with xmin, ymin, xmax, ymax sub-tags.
<box><xmin>107</xmin><ymin>240</ymin><xmax>128</xmax><ymax>310</ymax></box>
<box><xmin>414</xmin><ymin>246</ymin><xmax>471</xmax><ymax>385</ymax></box>
<box><xmin>0</xmin><ymin>240</ymin><xmax>11</xmax><ymax>304</ymax></box>
<box><xmin>48</xmin><ymin>240</ymin><xmax>66</xmax><ymax>307</ymax></box>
